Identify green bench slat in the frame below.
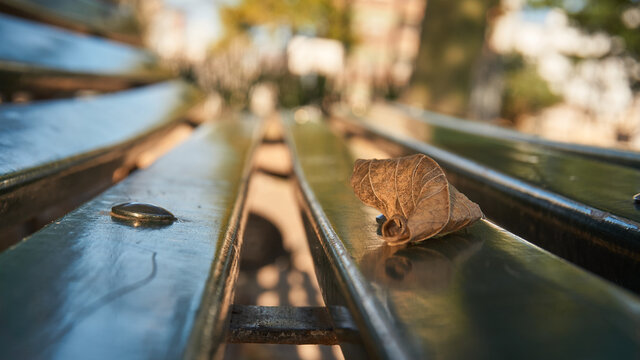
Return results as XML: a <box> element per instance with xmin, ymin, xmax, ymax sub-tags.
<box><xmin>350</xmin><ymin>104</ymin><xmax>640</xmax><ymax>222</ymax></box>
<box><xmin>0</xmin><ymin>13</ymin><xmax>171</xmax><ymax>97</ymax></box>
<box><xmin>0</xmin><ymin>0</ymin><xmax>141</xmax><ymax>45</ymax></box>
<box><xmin>0</xmin><ymin>117</ymin><xmax>260</xmax><ymax>359</ymax></box>
<box><xmin>0</xmin><ymin>80</ymin><xmax>201</xmax><ymax>233</ymax></box>
<box><xmin>285</xmin><ymin>114</ymin><xmax>640</xmax><ymax>359</ymax></box>
<box><xmin>333</xmin><ymin>105</ymin><xmax>640</xmax><ymax>292</ymax></box>
<box><xmin>392</xmin><ymin>103</ymin><xmax>640</xmax><ymax>169</ymax></box>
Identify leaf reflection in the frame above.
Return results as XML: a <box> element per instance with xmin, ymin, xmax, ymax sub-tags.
<box><xmin>360</xmin><ymin>232</ymin><xmax>484</xmax><ymax>292</ymax></box>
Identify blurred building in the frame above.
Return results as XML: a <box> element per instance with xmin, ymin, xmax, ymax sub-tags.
<box><xmin>288</xmin><ymin>36</ymin><xmax>344</xmax><ymax>78</ymax></box>
<box><xmin>130</xmin><ymin>0</ymin><xmax>639</xmax><ymax>151</ymax></box>
<box><xmin>133</xmin><ymin>0</ymin><xmax>222</xmax><ymax>65</ymax></box>
<box><xmin>345</xmin><ymin>0</ymin><xmax>426</xmax><ymax>111</ymax></box>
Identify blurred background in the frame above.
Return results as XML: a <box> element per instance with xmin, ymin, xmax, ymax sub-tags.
<box><xmin>128</xmin><ymin>0</ymin><xmax>639</xmax><ymax>150</ymax></box>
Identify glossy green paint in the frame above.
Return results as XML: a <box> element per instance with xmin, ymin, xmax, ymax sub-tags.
<box><xmin>0</xmin><ymin>117</ymin><xmax>260</xmax><ymax>359</ymax></box>
<box><xmin>356</xmin><ymin>108</ymin><xmax>640</xmax><ymax>223</ymax></box>
<box><xmin>332</xmin><ymin>107</ymin><xmax>640</xmax><ymax>292</ymax></box>
<box><xmin>286</xmin><ymin>117</ymin><xmax>640</xmax><ymax>359</ymax></box>
<box><xmin>0</xmin><ymin>81</ymin><xmax>202</xmax><ymax>248</ymax></box>
<box><xmin>0</xmin><ymin>13</ymin><xmax>169</xmax><ymax>82</ymax></box>
<box><xmin>0</xmin><ymin>0</ymin><xmax>141</xmax><ymax>44</ymax></box>
<box><xmin>0</xmin><ymin>80</ymin><xmax>199</xmax><ymax>191</ymax></box>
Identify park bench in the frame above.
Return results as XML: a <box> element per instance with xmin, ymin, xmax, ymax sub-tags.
<box><xmin>331</xmin><ymin>103</ymin><xmax>640</xmax><ymax>293</ymax></box>
<box><xmin>0</xmin><ymin>0</ymin><xmax>142</xmax><ymax>44</ymax></box>
<box><xmin>0</xmin><ymin>8</ymin><xmax>262</xmax><ymax>359</ymax></box>
<box><xmin>0</xmin><ymin>12</ymin><xmax>170</xmax><ymax>100</ymax></box>
<box><xmin>284</xmin><ymin>111</ymin><xmax>640</xmax><ymax>359</ymax></box>
<box><xmin>0</xmin><ymin>10</ymin><xmax>200</xmax><ymax>244</ymax></box>
<box><xmin>2</xmin><ymin>3</ymin><xmax>640</xmax><ymax>360</ymax></box>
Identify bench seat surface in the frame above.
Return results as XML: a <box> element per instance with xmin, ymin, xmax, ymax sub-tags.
<box><xmin>336</xmin><ymin>105</ymin><xmax>640</xmax><ymax>292</ymax></box>
<box><xmin>0</xmin><ymin>13</ymin><xmax>167</xmax><ymax>80</ymax></box>
<box><xmin>0</xmin><ymin>117</ymin><xmax>259</xmax><ymax>359</ymax></box>
<box><xmin>0</xmin><ymin>80</ymin><xmax>199</xmax><ymax>191</ymax></box>
<box><xmin>0</xmin><ymin>0</ymin><xmax>141</xmax><ymax>44</ymax></box>
<box><xmin>345</xmin><ymin>104</ymin><xmax>640</xmax><ymax>224</ymax></box>
<box><xmin>286</xmin><ymin>116</ymin><xmax>640</xmax><ymax>359</ymax></box>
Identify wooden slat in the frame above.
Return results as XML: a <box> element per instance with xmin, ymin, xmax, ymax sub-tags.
<box><xmin>332</xmin><ymin>104</ymin><xmax>640</xmax><ymax>292</ymax></box>
<box><xmin>0</xmin><ymin>0</ymin><xmax>142</xmax><ymax>45</ymax></box>
<box><xmin>391</xmin><ymin>103</ymin><xmax>640</xmax><ymax>169</ymax></box>
<box><xmin>0</xmin><ymin>81</ymin><xmax>201</xmax><ymax>238</ymax></box>
<box><xmin>0</xmin><ymin>13</ymin><xmax>171</xmax><ymax>98</ymax></box>
<box><xmin>0</xmin><ymin>116</ymin><xmax>261</xmax><ymax>360</ymax></box>
<box><xmin>284</xmin><ymin>113</ymin><xmax>640</xmax><ymax>360</ymax></box>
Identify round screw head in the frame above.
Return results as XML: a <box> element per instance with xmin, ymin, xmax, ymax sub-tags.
<box><xmin>111</xmin><ymin>202</ymin><xmax>176</xmax><ymax>226</ymax></box>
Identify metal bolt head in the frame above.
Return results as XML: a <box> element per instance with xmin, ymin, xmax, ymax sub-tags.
<box><xmin>376</xmin><ymin>214</ymin><xmax>387</xmax><ymax>235</ymax></box>
<box><xmin>111</xmin><ymin>202</ymin><xmax>176</xmax><ymax>226</ymax></box>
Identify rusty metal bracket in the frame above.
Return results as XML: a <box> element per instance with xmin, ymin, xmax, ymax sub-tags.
<box><xmin>227</xmin><ymin>305</ymin><xmax>359</xmax><ymax>345</ymax></box>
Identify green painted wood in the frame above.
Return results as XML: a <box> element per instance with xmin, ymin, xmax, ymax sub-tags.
<box><xmin>0</xmin><ymin>0</ymin><xmax>141</xmax><ymax>44</ymax></box>
<box><xmin>285</xmin><ymin>114</ymin><xmax>640</xmax><ymax>359</ymax></box>
<box><xmin>333</xmin><ymin>105</ymin><xmax>640</xmax><ymax>292</ymax></box>
<box><xmin>0</xmin><ymin>80</ymin><xmax>201</xmax><ymax>233</ymax></box>
<box><xmin>392</xmin><ymin>103</ymin><xmax>640</xmax><ymax>169</ymax></box>
<box><xmin>0</xmin><ymin>13</ymin><xmax>171</xmax><ymax>97</ymax></box>
<box><xmin>361</xmin><ymin>104</ymin><xmax>640</xmax><ymax>222</ymax></box>
<box><xmin>0</xmin><ymin>116</ymin><xmax>261</xmax><ymax>359</ymax></box>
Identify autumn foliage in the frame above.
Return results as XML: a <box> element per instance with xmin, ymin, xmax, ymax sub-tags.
<box><xmin>351</xmin><ymin>154</ymin><xmax>483</xmax><ymax>245</ymax></box>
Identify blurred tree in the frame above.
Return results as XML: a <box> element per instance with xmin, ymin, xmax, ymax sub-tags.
<box><xmin>528</xmin><ymin>0</ymin><xmax>639</xmax><ymax>142</ymax></box>
<box><xmin>501</xmin><ymin>55</ymin><xmax>561</xmax><ymax>121</ymax></box>
<box><xmin>408</xmin><ymin>0</ymin><xmax>499</xmax><ymax>117</ymax></box>
<box><xmin>409</xmin><ymin>0</ymin><xmax>640</xmax><ymax>122</ymax></box>
<box><xmin>529</xmin><ymin>0</ymin><xmax>640</xmax><ymax>57</ymax></box>
<box><xmin>219</xmin><ymin>0</ymin><xmax>352</xmax><ymax>48</ymax></box>
<box><xmin>200</xmin><ymin>0</ymin><xmax>352</xmax><ymax>109</ymax></box>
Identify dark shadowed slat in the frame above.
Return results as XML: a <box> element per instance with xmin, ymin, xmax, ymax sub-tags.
<box><xmin>0</xmin><ymin>0</ymin><xmax>142</xmax><ymax>45</ymax></box>
<box><xmin>0</xmin><ymin>13</ymin><xmax>171</xmax><ymax>98</ymax></box>
<box><xmin>0</xmin><ymin>80</ymin><xmax>201</xmax><ymax>237</ymax></box>
<box><xmin>284</xmin><ymin>113</ymin><xmax>640</xmax><ymax>360</ymax></box>
<box><xmin>0</xmin><ymin>116</ymin><xmax>261</xmax><ymax>360</ymax></box>
<box><xmin>332</xmin><ymin>105</ymin><xmax>640</xmax><ymax>292</ymax></box>
<box><xmin>227</xmin><ymin>305</ymin><xmax>358</xmax><ymax>345</ymax></box>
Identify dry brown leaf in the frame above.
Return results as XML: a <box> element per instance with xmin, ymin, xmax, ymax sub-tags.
<box><xmin>350</xmin><ymin>154</ymin><xmax>483</xmax><ymax>245</ymax></box>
